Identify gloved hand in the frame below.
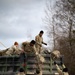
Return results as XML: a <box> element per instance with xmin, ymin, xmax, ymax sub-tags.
<box><xmin>44</xmin><ymin>43</ymin><xmax>47</xmax><ymax>45</ymax></box>
<box><xmin>36</xmin><ymin>68</ymin><xmax>40</xmax><ymax>74</ymax></box>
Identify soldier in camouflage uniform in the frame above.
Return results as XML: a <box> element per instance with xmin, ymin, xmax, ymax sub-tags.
<box><xmin>35</xmin><ymin>30</ymin><xmax>47</xmax><ymax>53</ymax></box>
<box><xmin>22</xmin><ymin>40</ymin><xmax>45</xmax><ymax>75</ymax></box>
<box><xmin>6</xmin><ymin>42</ymin><xmax>22</xmax><ymax>55</ymax></box>
<box><xmin>22</xmin><ymin>40</ymin><xmax>36</xmax><ymax>54</ymax></box>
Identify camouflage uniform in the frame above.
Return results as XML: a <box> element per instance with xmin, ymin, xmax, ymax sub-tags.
<box><xmin>14</xmin><ymin>46</ymin><xmax>22</xmax><ymax>55</ymax></box>
<box><xmin>0</xmin><ymin>49</ymin><xmax>9</xmax><ymax>56</ymax></box>
<box><xmin>51</xmin><ymin>50</ymin><xmax>61</xmax><ymax>60</ymax></box>
<box><xmin>35</xmin><ymin>34</ymin><xmax>43</xmax><ymax>53</ymax></box>
<box><xmin>5</xmin><ymin>45</ymin><xmax>15</xmax><ymax>55</ymax></box>
<box><xmin>6</xmin><ymin>45</ymin><xmax>22</xmax><ymax>55</ymax></box>
<box><xmin>22</xmin><ymin>41</ymin><xmax>36</xmax><ymax>54</ymax></box>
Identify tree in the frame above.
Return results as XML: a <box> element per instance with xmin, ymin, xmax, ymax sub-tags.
<box><xmin>44</xmin><ymin>0</ymin><xmax>75</xmax><ymax>74</ymax></box>
<box><xmin>44</xmin><ymin>1</ymin><xmax>59</xmax><ymax>50</ymax></box>
<box><xmin>54</xmin><ymin>0</ymin><xmax>75</xmax><ymax>51</ymax></box>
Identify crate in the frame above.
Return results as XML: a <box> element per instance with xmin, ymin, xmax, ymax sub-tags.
<box><xmin>0</xmin><ymin>53</ymin><xmax>27</xmax><ymax>75</ymax></box>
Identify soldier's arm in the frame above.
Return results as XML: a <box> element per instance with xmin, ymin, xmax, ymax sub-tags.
<box><xmin>62</xmin><ymin>64</ymin><xmax>66</xmax><ymax>68</ymax></box>
<box><xmin>42</xmin><ymin>42</ymin><xmax>47</xmax><ymax>45</ymax></box>
<box><xmin>35</xmin><ymin>36</ymin><xmax>42</xmax><ymax>46</ymax></box>
<box><xmin>42</xmin><ymin>38</ymin><xmax>47</xmax><ymax>45</ymax></box>
<box><xmin>33</xmin><ymin>46</ymin><xmax>38</xmax><ymax>55</ymax></box>
<box><xmin>56</xmin><ymin>64</ymin><xmax>63</xmax><ymax>74</ymax></box>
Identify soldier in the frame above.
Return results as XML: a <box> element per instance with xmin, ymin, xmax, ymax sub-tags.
<box><xmin>35</xmin><ymin>30</ymin><xmax>47</xmax><ymax>53</ymax></box>
<box><xmin>13</xmin><ymin>42</ymin><xmax>23</xmax><ymax>55</ymax></box>
<box><xmin>6</xmin><ymin>42</ymin><xmax>22</xmax><ymax>55</ymax></box>
<box><xmin>22</xmin><ymin>40</ymin><xmax>36</xmax><ymax>54</ymax></box>
<box><xmin>51</xmin><ymin>50</ymin><xmax>61</xmax><ymax>60</ymax></box>
<box><xmin>22</xmin><ymin>40</ymin><xmax>44</xmax><ymax>75</ymax></box>
<box><xmin>54</xmin><ymin>62</ymin><xmax>69</xmax><ymax>75</ymax></box>
<box><xmin>22</xmin><ymin>40</ymin><xmax>45</xmax><ymax>61</ymax></box>
<box><xmin>16</xmin><ymin>68</ymin><xmax>26</xmax><ymax>75</ymax></box>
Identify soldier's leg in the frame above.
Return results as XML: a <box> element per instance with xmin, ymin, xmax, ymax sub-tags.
<box><xmin>19</xmin><ymin>52</ymin><xmax>27</xmax><ymax>66</ymax></box>
<box><xmin>37</xmin><ymin>63</ymin><xmax>43</xmax><ymax>75</ymax></box>
<box><xmin>39</xmin><ymin>47</ymin><xmax>42</xmax><ymax>54</ymax></box>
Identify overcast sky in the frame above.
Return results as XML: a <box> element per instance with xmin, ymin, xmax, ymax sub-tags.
<box><xmin>0</xmin><ymin>0</ymin><xmax>54</xmax><ymax>49</ymax></box>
